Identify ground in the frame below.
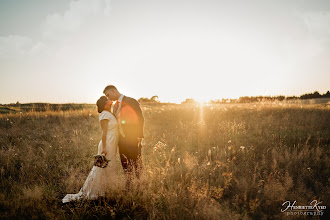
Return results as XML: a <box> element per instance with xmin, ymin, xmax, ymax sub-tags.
<box><xmin>0</xmin><ymin>102</ymin><xmax>329</xmax><ymax>219</ymax></box>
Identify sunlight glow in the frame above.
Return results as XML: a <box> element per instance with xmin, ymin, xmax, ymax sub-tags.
<box><xmin>0</xmin><ymin>0</ymin><xmax>329</xmax><ymax>104</ymax></box>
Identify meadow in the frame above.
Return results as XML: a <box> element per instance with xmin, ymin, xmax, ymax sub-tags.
<box><xmin>0</xmin><ymin>102</ymin><xmax>329</xmax><ymax>219</ymax></box>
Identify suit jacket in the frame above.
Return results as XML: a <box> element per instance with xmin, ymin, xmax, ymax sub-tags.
<box><xmin>117</xmin><ymin>96</ymin><xmax>144</xmax><ymax>143</ymax></box>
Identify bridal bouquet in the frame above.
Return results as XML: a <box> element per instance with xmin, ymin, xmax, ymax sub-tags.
<box><xmin>93</xmin><ymin>155</ymin><xmax>110</xmax><ymax>168</ymax></box>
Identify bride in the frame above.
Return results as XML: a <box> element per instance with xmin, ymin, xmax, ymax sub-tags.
<box><xmin>62</xmin><ymin>96</ymin><xmax>119</xmax><ymax>203</ymax></box>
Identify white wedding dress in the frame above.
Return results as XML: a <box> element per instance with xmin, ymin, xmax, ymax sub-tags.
<box><xmin>62</xmin><ymin>110</ymin><xmax>119</xmax><ymax>203</ymax></box>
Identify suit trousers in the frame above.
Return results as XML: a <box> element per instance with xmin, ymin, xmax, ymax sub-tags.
<box><xmin>118</xmin><ymin>137</ymin><xmax>142</xmax><ymax>179</ymax></box>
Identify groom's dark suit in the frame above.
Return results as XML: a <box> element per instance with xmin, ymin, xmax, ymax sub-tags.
<box><xmin>116</xmin><ymin>96</ymin><xmax>144</xmax><ymax>177</ymax></box>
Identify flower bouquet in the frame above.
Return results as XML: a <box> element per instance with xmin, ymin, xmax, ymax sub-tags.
<box><xmin>93</xmin><ymin>155</ymin><xmax>110</xmax><ymax>168</ymax></box>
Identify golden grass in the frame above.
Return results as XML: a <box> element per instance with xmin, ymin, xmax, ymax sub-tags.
<box><xmin>0</xmin><ymin>103</ymin><xmax>329</xmax><ymax>219</ymax></box>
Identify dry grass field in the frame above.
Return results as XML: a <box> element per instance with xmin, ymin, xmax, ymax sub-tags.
<box><xmin>0</xmin><ymin>102</ymin><xmax>329</xmax><ymax>219</ymax></box>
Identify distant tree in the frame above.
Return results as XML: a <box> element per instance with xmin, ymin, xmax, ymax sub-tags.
<box><xmin>323</xmin><ymin>91</ymin><xmax>330</xmax><ymax>98</ymax></box>
<box><xmin>209</xmin><ymin>99</ymin><xmax>221</xmax><ymax>104</ymax></box>
<box><xmin>181</xmin><ymin>98</ymin><xmax>197</xmax><ymax>104</ymax></box>
<box><xmin>138</xmin><ymin>95</ymin><xmax>160</xmax><ymax>103</ymax></box>
<box><xmin>286</xmin><ymin>96</ymin><xmax>298</xmax><ymax>100</ymax></box>
<box><xmin>300</xmin><ymin>91</ymin><xmax>322</xmax><ymax>99</ymax></box>
<box><xmin>313</xmin><ymin>91</ymin><xmax>321</xmax><ymax>98</ymax></box>
<box><xmin>238</xmin><ymin>96</ymin><xmax>251</xmax><ymax>103</ymax></box>
<box><xmin>150</xmin><ymin>96</ymin><xmax>159</xmax><ymax>102</ymax></box>
<box><xmin>138</xmin><ymin>97</ymin><xmax>149</xmax><ymax>103</ymax></box>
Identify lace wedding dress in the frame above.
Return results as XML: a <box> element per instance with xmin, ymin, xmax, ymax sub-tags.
<box><xmin>62</xmin><ymin>110</ymin><xmax>119</xmax><ymax>203</ymax></box>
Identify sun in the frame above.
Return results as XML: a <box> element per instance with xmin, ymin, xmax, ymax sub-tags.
<box><xmin>194</xmin><ymin>97</ymin><xmax>210</xmax><ymax>105</ymax></box>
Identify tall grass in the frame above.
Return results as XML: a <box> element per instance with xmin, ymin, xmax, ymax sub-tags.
<box><xmin>0</xmin><ymin>103</ymin><xmax>329</xmax><ymax>219</ymax></box>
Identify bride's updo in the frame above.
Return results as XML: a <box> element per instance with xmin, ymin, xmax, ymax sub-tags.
<box><xmin>96</xmin><ymin>96</ymin><xmax>108</xmax><ymax>113</ymax></box>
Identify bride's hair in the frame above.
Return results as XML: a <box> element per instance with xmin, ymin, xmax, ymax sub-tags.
<box><xmin>96</xmin><ymin>96</ymin><xmax>108</xmax><ymax>113</ymax></box>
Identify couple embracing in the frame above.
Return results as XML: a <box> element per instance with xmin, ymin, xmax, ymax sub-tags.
<box><xmin>62</xmin><ymin>85</ymin><xmax>144</xmax><ymax>203</ymax></box>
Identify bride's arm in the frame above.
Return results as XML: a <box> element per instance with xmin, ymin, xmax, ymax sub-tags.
<box><xmin>100</xmin><ymin>119</ymin><xmax>109</xmax><ymax>155</ymax></box>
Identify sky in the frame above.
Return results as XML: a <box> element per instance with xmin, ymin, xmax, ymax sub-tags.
<box><xmin>0</xmin><ymin>0</ymin><xmax>329</xmax><ymax>104</ymax></box>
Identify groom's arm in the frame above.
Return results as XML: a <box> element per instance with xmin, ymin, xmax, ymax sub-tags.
<box><xmin>132</xmin><ymin>99</ymin><xmax>144</xmax><ymax>138</ymax></box>
<box><xmin>127</xmin><ymin>97</ymin><xmax>144</xmax><ymax>138</ymax></box>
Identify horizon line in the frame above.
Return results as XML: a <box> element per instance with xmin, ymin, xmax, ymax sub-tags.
<box><xmin>1</xmin><ymin>90</ymin><xmax>329</xmax><ymax>105</ymax></box>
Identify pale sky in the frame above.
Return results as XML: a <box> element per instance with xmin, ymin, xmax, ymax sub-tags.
<box><xmin>0</xmin><ymin>0</ymin><xmax>329</xmax><ymax>104</ymax></box>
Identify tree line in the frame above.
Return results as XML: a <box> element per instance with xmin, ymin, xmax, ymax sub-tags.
<box><xmin>210</xmin><ymin>91</ymin><xmax>330</xmax><ymax>104</ymax></box>
<box><xmin>180</xmin><ymin>90</ymin><xmax>330</xmax><ymax>104</ymax></box>
<box><xmin>3</xmin><ymin>91</ymin><xmax>329</xmax><ymax>106</ymax></box>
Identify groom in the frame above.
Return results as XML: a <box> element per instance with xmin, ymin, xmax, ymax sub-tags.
<box><xmin>103</xmin><ymin>85</ymin><xmax>144</xmax><ymax>187</ymax></box>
